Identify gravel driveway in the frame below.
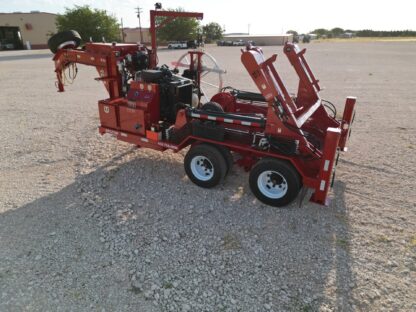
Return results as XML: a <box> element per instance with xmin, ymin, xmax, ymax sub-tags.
<box><xmin>0</xmin><ymin>42</ymin><xmax>415</xmax><ymax>311</ymax></box>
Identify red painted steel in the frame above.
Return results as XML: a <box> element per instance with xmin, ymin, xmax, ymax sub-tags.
<box><xmin>98</xmin><ymin>101</ymin><xmax>118</xmax><ymax>129</ymax></box>
<box><xmin>339</xmin><ymin>97</ymin><xmax>356</xmax><ymax>151</ymax></box>
<box><xmin>309</xmin><ymin>128</ymin><xmax>341</xmax><ymax>205</ymax></box>
<box><xmin>51</xmin><ymin>9</ymin><xmax>356</xmax><ymax>206</ymax></box>
<box><xmin>149</xmin><ymin>10</ymin><xmax>203</xmax><ymax>67</ymax></box>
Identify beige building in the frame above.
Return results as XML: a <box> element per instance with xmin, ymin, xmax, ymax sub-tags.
<box><xmin>223</xmin><ymin>34</ymin><xmax>293</xmax><ymax>46</ymax></box>
<box><xmin>0</xmin><ymin>11</ymin><xmax>57</xmax><ymax>49</ymax></box>
<box><xmin>0</xmin><ymin>12</ymin><xmax>156</xmax><ymax>50</ymax></box>
<box><xmin>122</xmin><ymin>27</ymin><xmax>151</xmax><ymax>44</ymax></box>
<box><xmin>0</xmin><ymin>12</ymin><xmax>153</xmax><ymax>49</ymax></box>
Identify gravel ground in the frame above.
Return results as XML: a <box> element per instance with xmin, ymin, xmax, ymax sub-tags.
<box><xmin>0</xmin><ymin>42</ymin><xmax>415</xmax><ymax>311</ymax></box>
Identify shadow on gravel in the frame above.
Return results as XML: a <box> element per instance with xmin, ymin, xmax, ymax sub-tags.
<box><xmin>331</xmin><ymin>181</ymin><xmax>355</xmax><ymax>311</ymax></box>
<box><xmin>0</xmin><ymin>152</ymin><xmax>355</xmax><ymax>311</ymax></box>
<box><xmin>339</xmin><ymin>158</ymin><xmax>411</xmax><ymax>178</ymax></box>
<box><xmin>0</xmin><ymin>53</ymin><xmax>52</xmax><ymax>62</ymax></box>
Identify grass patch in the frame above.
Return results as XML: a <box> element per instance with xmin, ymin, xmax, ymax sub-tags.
<box><xmin>410</xmin><ymin>235</ymin><xmax>416</xmax><ymax>248</ymax></box>
<box><xmin>222</xmin><ymin>233</ymin><xmax>241</xmax><ymax>250</ymax></box>
<box><xmin>163</xmin><ymin>282</ymin><xmax>174</xmax><ymax>289</ymax></box>
<box><xmin>314</xmin><ymin>37</ymin><xmax>416</xmax><ymax>43</ymax></box>
<box><xmin>289</xmin><ymin>297</ymin><xmax>316</xmax><ymax>312</ymax></box>
<box><xmin>129</xmin><ymin>287</ymin><xmax>142</xmax><ymax>294</ymax></box>
<box><xmin>105</xmin><ymin>167</ymin><xmax>120</xmax><ymax>181</ymax></box>
<box><xmin>72</xmin><ymin>290</ymin><xmax>83</xmax><ymax>299</ymax></box>
<box><xmin>336</xmin><ymin>238</ymin><xmax>349</xmax><ymax>249</ymax></box>
<box><xmin>300</xmin><ymin>304</ymin><xmax>315</xmax><ymax>312</ymax></box>
<box><xmin>334</xmin><ymin>213</ymin><xmax>348</xmax><ymax>223</ymax></box>
<box><xmin>377</xmin><ymin>235</ymin><xmax>392</xmax><ymax>243</ymax></box>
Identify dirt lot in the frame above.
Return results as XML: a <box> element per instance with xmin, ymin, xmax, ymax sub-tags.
<box><xmin>0</xmin><ymin>42</ymin><xmax>415</xmax><ymax>311</ymax></box>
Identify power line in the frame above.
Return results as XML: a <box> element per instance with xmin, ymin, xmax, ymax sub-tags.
<box><xmin>136</xmin><ymin>6</ymin><xmax>144</xmax><ymax>43</ymax></box>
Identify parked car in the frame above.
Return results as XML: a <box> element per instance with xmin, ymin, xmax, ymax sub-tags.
<box><xmin>167</xmin><ymin>41</ymin><xmax>187</xmax><ymax>49</ymax></box>
<box><xmin>217</xmin><ymin>40</ymin><xmax>234</xmax><ymax>46</ymax></box>
<box><xmin>232</xmin><ymin>40</ymin><xmax>245</xmax><ymax>46</ymax></box>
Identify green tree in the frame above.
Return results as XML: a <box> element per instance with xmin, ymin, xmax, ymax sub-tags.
<box><xmin>202</xmin><ymin>22</ymin><xmax>224</xmax><ymax>43</ymax></box>
<box><xmin>286</xmin><ymin>30</ymin><xmax>299</xmax><ymax>43</ymax></box>
<box><xmin>311</xmin><ymin>28</ymin><xmax>329</xmax><ymax>38</ymax></box>
<box><xmin>286</xmin><ymin>30</ymin><xmax>298</xmax><ymax>36</ymax></box>
<box><xmin>331</xmin><ymin>27</ymin><xmax>344</xmax><ymax>37</ymax></box>
<box><xmin>56</xmin><ymin>5</ymin><xmax>120</xmax><ymax>42</ymax></box>
<box><xmin>156</xmin><ymin>8</ymin><xmax>200</xmax><ymax>41</ymax></box>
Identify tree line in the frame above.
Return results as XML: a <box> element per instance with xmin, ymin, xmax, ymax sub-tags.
<box><xmin>156</xmin><ymin>9</ymin><xmax>223</xmax><ymax>43</ymax></box>
<box><xmin>56</xmin><ymin>6</ymin><xmax>416</xmax><ymax>44</ymax></box>
<box><xmin>354</xmin><ymin>30</ymin><xmax>416</xmax><ymax>37</ymax></box>
<box><xmin>56</xmin><ymin>6</ymin><xmax>224</xmax><ymax>43</ymax></box>
<box><xmin>288</xmin><ymin>28</ymin><xmax>416</xmax><ymax>39</ymax></box>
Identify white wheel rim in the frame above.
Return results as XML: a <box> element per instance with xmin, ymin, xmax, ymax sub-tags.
<box><xmin>190</xmin><ymin>156</ymin><xmax>214</xmax><ymax>181</ymax></box>
<box><xmin>257</xmin><ymin>171</ymin><xmax>288</xmax><ymax>199</ymax></box>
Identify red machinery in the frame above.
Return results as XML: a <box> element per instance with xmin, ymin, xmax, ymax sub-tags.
<box><xmin>49</xmin><ymin>7</ymin><xmax>356</xmax><ymax>207</ymax></box>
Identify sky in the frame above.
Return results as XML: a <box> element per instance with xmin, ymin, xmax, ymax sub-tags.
<box><xmin>0</xmin><ymin>0</ymin><xmax>415</xmax><ymax>34</ymax></box>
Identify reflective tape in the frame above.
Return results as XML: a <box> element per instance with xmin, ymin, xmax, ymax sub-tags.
<box><xmin>323</xmin><ymin>160</ymin><xmax>330</xmax><ymax>172</ymax></box>
<box><xmin>320</xmin><ymin>180</ymin><xmax>326</xmax><ymax>191</ymax></box>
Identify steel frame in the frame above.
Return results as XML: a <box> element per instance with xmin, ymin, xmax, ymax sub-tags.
<box><xmin>51</xmin><ymin>10</ymin><xmax>356</xmax><ymax>206</ymax></box>
<box><xmin>149</xmin><ymin>10</ymin><xmax>203</xmax><ymax>68</ymax></box>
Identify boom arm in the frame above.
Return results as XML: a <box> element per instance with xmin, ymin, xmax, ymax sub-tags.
<box><xmin>52</xmin><ymin>42</ymin><xmax>144</xmax><ymax>98</ymax></box>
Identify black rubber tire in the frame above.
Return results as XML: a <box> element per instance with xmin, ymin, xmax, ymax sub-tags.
<box><xmin>201</xmin><ymin>101</ymin><xmax>224</xmax><ymax>113</ymax></box>
<box><xmin>201</xmin><ymin>103</ymin><xmax>230</xmax><ymax>173</ymax></box>
<box><xmin>184</xmin><ymin>144</ymin><xmax>227</xmax><ymax>188</ymax></box>
<box><xmin>48</xmin><ymin>30</ymin><xmax>82</xmax><ymax>54</ymax></box>
<box><xmin>201</xmin><ymin>103</ymin><xmax>231</xmax><ymax>173</ymax></box>
<box><xmin>215</xmin><ymin>145</ymin><xmax>233</xmax><ymax>174</ymax></box>
<box><xmin>249</xmin><ymin>158</ymin><xmax>302</xmax><ymax>207</ymax></box>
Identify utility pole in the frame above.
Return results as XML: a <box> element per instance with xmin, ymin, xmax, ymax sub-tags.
<box><xmin>120</xmin><ymin>18</ymin><xmax>125</xmax><ymax>42</ymax></box>
<box><xmin>136</xmin><ymin>6</ymin><xmax>144</xmax><ymax>43</ymax></box>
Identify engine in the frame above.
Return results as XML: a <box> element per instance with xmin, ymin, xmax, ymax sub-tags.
<box><xmin>135</xmin><ymin>66</ymin><xmax>194</xmax><ymax>123</ymax></box>
<box><xmin>125</xmin><ymin>50</ymin><xmax>149</xmax><ymax>72</ymax></box>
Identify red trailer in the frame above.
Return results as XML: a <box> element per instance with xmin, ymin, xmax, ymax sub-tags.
<box><xmin>48</xmin><ymin>7</ymin><xmax>356</xmax><ymax>207</ymax></box>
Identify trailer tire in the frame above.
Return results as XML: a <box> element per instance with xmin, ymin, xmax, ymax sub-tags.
<box><xmin>249</xmin><ymin>158</ymin><xmax>301</xmax><ymax>207</ymax></box>
<box><xmin>48</xmin><ymin>30</ymin><xmax>82</xmax><ymax>54</ymax></box>
<box><xmin>216</xmin><ymin>145</ymin><xmax>233</xmax><ymax>174</ymax></box>
<box><xmin>200</xmin><ymin>102</ymin><xmax>231</xmax><ymax>173</ymax></box>
<box><xmin>184</xmin><ymin>144</ymin><xmax>227</xmax><ymax>188</ymax></box>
